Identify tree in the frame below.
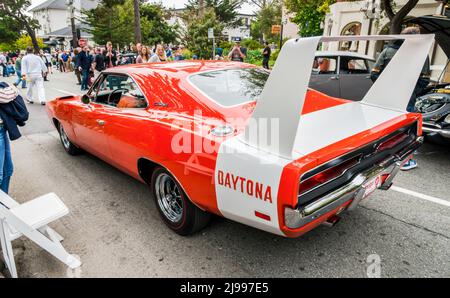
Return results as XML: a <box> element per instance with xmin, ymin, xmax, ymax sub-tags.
<box><xmin>83</xmin><ymin>0</ymin><xmax>177</xmax><ymax>46</ymax></box>
<box><xmin>14</xmin><ymin>34</ymin><xmax>44</xmax><ymax>50</ymax></box>
<box><xmin>184</xmin><ymin>8</ymin><xmax>224</xmax><ymax>59</ymax></box>
<box><xmin>133</xmin><ymin>0</ymin><xmax>142</xmax><ymax>43</ymax></box>
<box><xmin>382</xmin><ymin>0</ymin><xmax>419</xmax><ymax>34</ymax></box>
<box><xmin>140</xmin><ymin>3</ymin><xmax>179</xmax><ymax>46</ymax></box>
<box><xmin>186</xmin><ymin>0</ymin><xmax>241</xmax><ymax>27</ymax></box>
<box><xmin>0</xmin><ymin>0</ymin><xmax>41</xmax><ymax>52</ymax></box>
<box><xmin>250</xmin><ymin>0</ymin><xmax>281</xmax><ymax>42</ymax></box>
<box><xmin>284</xmin><ymin>0</ymin><xmax>335</xmax><ymax>37</ymax></box>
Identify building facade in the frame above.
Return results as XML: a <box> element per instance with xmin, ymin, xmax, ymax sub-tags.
<box><xmin>30</xmin><ymin>0</ymin><xmax>99</xmax><ymax>48</ymax></box>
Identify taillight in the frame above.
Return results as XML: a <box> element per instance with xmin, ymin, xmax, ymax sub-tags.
<box><xmin>376</xmin><ymin>132</ymin><xmax>409</xmax><ymax>152</ymax></box>
<box><xmin>299</xmin><ymin>155</ymin><xmax>360</xmax><ymax>195</ymax></box>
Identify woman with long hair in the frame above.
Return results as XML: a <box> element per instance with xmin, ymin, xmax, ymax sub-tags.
<box><xmin>136</xmin><ymin>46</ymin><xmax>150</xmax><ymax>63</ymax></box>
<box><xmin>149</xmin><ymin>44</ymin><xmax>167</xmax><ymax>62</ymax></box>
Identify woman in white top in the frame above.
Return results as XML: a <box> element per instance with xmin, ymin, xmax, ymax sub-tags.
<box><xmin>136</xmin><ymin>46</ymin><xmax>150</xmax><ymax>63</ymax></box>
<box><xmin>149</xmin><ymin>45</ymin><xmax>167</xmax><ymax>63</ymax></box>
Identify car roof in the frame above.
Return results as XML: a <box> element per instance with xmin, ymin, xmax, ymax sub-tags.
<box><xmin>107</xmin><ymin>60</ymin><xmax>256</xmax><ymax>78</ymax></box>
<box><xmin>315</xmin><ymin>51</ymin><xmax>375</xmax><ymax>61</ymax></box>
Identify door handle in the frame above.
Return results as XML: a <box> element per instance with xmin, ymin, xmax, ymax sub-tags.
<box><xmin>331</xmin><ymin>75</ymin><xmax>339</xmax><ymax>80</ymax></box>
<box><xmin>96</xmin><ymin>120</ymin><xmax>105</xmax><ymax>126</ymax></box>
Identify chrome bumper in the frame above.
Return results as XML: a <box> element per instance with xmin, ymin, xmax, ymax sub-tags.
<box><xmin>422</xmin><ymin>123</ymin><xmax>450</xmax><ymax>139</ymax></box>
<box><xmin>284</xmin><ymin>136</ymin><xmax>423</xmax><ymax>229</ymax></box>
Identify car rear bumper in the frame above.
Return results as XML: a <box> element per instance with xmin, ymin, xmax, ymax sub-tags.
<box><xmin>284</xmin><ymin>136</ymin><xmax>423</xmax><ymax>230</ymax></box>
<box><xmin>422</xmin><ymin>122</ymin><xmax>450</xmax><ymax>139</ymax></box>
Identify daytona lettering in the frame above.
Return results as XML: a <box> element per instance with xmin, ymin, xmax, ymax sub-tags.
<box><xmin>217</xmin><ymin>170</ymin><xmax>272</xmax><ymax>203</ymax></box>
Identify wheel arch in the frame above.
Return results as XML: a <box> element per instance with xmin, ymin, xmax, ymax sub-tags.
<box><xmin>137</xmin><ymin>157</ymin><xmax>206</xmax><ymax>211</ymax></box>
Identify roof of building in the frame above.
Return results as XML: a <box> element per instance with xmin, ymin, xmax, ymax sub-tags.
<box><xmin>44</xmin><ymin>24</ymin><xmax>92</xmax><ymax>38</ymax></box>
<box><xmin>29</xmin><ymin>0</ymin><xmax>66</xmax><ymax>12</ymax></box>
<box><xmin>30</xmin><ymin>0</ymin><xmax>99</xmax><ymax>12</ymax></box>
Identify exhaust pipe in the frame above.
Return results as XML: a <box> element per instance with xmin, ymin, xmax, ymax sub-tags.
<box><xmin>322</xmin><ymin>215</ymin><xmax>341</xmax><ymax>227</ymax></box>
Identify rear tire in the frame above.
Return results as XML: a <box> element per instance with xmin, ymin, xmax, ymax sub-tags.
<box><xmin>58</xmin><ymin>123</ymin><xmax>81</xmax><ymax>155</ymax></box>
<box><xmin>151</xmin><ymin>167</ymin><xmax>210</xmax><ymax>236</ymax></box>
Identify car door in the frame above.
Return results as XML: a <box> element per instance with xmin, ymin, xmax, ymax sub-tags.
<box><xmin>338</xmin><ymin>56</ymin><xmax>374</xmax><ymax>101</ymax></box>
<box><xmin>309</xmin><ymin>56</ymin><xmax>340</xmax><ymax>98</ymax></box>
<box><xmin>71</xmin><ymin>73</ymin><xmax>126</xmax><ymax>161</ymax></box>
<box><xmin>101</xmin><ymin>75</ymin><xmax>153</xmax><ymax>177</ymax></box>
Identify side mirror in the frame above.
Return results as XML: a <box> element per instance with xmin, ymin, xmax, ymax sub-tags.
<box><xmin>81</xmin><ymin>94</ymin><xmax>90</xmax><ymax>104</ymax></box>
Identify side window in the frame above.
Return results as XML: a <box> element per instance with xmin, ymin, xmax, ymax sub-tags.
<box><xmin>312</xmin><ymin>57</ymin><xmax>337</xmax><ymax>75</ymax></box>
<box><xmin>340</xmin><ymin>58</ymin><xmax>369</xmax><ymax>74</ymax></box>
<box><xmin>88</xmin><ymin>74</ymin><xmax>146</xmax><ymax>108</ymax></box>
<box><xmin>116</xmin><ymin>77</ymin><xmax>148</xmax><ymax>109</ymax></box>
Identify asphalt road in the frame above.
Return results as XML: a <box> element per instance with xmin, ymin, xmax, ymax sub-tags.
<box><xmin>1</xmin><ymin>71</ymin><xmax>449</xmax><ymax>278</ymax></box>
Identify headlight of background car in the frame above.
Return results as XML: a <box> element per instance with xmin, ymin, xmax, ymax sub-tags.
<box><xmin>445</xmin><ymin>114</ymin><xmax>450</xmax><ymax>124</ymax></box>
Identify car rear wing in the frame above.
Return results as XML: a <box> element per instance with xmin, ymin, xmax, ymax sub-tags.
<box><xmin>243</xmin><ymin>35</ymin><xmax>435</xmax><ymax>159</ymax></box>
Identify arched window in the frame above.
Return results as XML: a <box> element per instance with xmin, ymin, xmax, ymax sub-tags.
<box><xmin>339</xmin><ymin>22</ymin><xmax>362</xmax><ymax>52</ymax></box>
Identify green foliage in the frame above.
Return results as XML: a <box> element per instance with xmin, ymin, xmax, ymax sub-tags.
<box><xmin>241</xmin><ymin>39</ymin><xmax>263</xmax><ymax>50</ymax></box>
<box><xmin>0</xmin><ymin>0</ymin><xmax>41</xmax><ymax>50</ymax></box>
<box><xmin>186</xmin><ymin>0</ymin><xmax>241</xmax><ymax>27</ymax></box>
<box><xmin>245</xmin><ymin>49</ymin><xmax>263</xmax><ymax>65</ymax></box>
<box><xmin>140</xmin><ymin>3</ymin><xmax>179</xmax><ymax>46</ymax></box>
<box><xmin>14</xmin><ymin>35</ymin><xmax>44</xmax><ymax>50</ymax></box>
<box><xmin>184</xmin><ymin>8</ymin><xmax>224</xmax><ymax>59</ymax></box>
<box><xmin>250</xmin><ymin>0</ymin><xmax>282</xmax><ymax>42</ymax></box>
<box><xmin>83</xmin><ymin>0</ymin><xmax>178</xmax><ymax>46</ymax></box>
<box><xmin>284</xmin><ymin>0</ymin><xmax>335</xmax><ymax>37</ymax></box>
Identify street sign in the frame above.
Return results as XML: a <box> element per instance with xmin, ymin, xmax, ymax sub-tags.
<box><xmin>208</xmin><ymin>28</ymin><xmax>214</xmax><ymax>39</ymax></box>
<box><xmin>79</xmin><ymin>39</ymin><xmax>86</xmax><ymax>46</ymax></box>
<box><xmin>271</xmin><ymin>25</ymin><xmax>282</xmax><ymax>34</ymax></box>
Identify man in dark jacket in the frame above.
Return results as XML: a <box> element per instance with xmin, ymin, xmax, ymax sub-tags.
<box><xmin>77</xmin><ymin>46</ymin><xmax>93</xmax><ymax>91</ymax></box>
<box><xmin>0</xmin><ymin>82</ymin><xmax>29</xmax><ymax>193</ymax></box>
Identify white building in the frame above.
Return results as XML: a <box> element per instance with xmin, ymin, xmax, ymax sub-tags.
<box><xmin>30</xmin><ymin>0</ymin><xmax>99</xmax><ymax>48</ymax></box>
<box><xmin>167</xmin><ymin>8</ymin><xmax>256</xmax><ymax>42</ymax></box>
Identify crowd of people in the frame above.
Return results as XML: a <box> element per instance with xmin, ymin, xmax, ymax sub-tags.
<box><xmin>0</xmin><ymin>39</ymin><xmax>274</xmax><ymax>103</ymax></box>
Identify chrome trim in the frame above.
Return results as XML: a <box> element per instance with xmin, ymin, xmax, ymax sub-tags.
<box><xmin>284</xmin><ymin>137</ymin><xmax>423</xmax><ymax>229</ymax></box>
<box><xmin>422</xmin><ymin>126</ymin><xmax>450</xmax><ymax>139</ymax></box>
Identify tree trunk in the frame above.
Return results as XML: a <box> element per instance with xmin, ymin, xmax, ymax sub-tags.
<box><xmin>383</xmin><ymin>0</ymin><xmax>419</xmax><ymax>34</ymax></box>
<box><xmin>133</xmin><ymin>0</ymin><xmax>142</xmax><ymax>44</ymax></box>
<box><xmin>24</xmin><ymin>21</ymin><xmax>40</xmax><ymax>53</ymax></box>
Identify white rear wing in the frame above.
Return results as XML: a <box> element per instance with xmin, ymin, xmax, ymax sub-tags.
<box><xmin>243</xmin><ymin>35</ymin><xmax>435</xmax><ymax>159</ymax></box>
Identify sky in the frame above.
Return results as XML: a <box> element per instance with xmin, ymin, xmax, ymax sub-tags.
<box><xmin>30</xmin><ymin>0</ymin><xmax>256</xmax><ymax>14</ymax></box>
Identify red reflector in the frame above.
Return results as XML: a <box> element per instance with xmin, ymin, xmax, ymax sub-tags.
<box><xmin>255</xmin><ymin>211</ymin><xmax>271</xmax><ymax>221</ymax></box>
<box><xmin>377</xmin><ymin>132</ymin><xmax>409</xmax><ymax>152</ymax></box>
<box><xmin>381</xmin><ymin>174</ymin><xmax>389</xmax><ymax>185</ymax></box>
<box><xmin>299</xmin><ymin>156</ymin><xmax>360</xmax><ymax>195</ymax></box>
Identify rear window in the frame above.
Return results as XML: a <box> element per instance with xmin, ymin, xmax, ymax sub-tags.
<box><xmin>189</xmin><ymin>68</ymin><xmax>269</xmax><ymax>107</ymax></box>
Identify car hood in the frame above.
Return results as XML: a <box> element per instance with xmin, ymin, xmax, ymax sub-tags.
<box><xmin>410</xmin><ymin>15</ymin><xmax>450</xmax><ymax>58</ymax></box>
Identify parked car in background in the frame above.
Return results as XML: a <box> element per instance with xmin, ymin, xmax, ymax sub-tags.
<box><xmin>309</xmin><ymin>51</ymin><xmax>375</xmax><ymax>101</ymax></box>
<box><xmin>411</xmin><ymin>15</ymin><xmax>450</xmax><ymax>144</ymax></box>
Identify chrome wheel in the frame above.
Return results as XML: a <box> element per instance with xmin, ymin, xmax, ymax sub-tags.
<box><xmin>59</xmin><ymin>125</ymin><xmax>70</xmax><ymax>149</ymax></box>
<box><xmin>155</xmin><ymin>173</ymin><xmax>183</xmax><ymax>223</ymax></box>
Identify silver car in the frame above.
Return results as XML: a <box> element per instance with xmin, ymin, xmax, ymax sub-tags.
<box><xmin>309</xmin><ymin>51</ymin><xmax>375</xmax><ymax>101</ymax></box>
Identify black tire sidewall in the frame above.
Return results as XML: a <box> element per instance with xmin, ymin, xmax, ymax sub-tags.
<box><xmin>151</xmin><ymin>167</ymin><xmax>194</xmax><ymax>235</ymax></box>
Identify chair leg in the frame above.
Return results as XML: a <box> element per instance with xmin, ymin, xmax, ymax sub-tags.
<box><xmin>0</xmin><ymin>221</ymin><xmax>17</xmax><ymax>278</ymax></box>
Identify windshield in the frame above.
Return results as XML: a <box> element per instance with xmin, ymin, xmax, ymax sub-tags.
<box><xmin>189</xmin><ymin>68</ymin><xmax>270</xmax><ymax>107</ymax></box>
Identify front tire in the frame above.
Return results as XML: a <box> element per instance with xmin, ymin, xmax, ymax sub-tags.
<box><xmin>151</xmin><ymin>167</ymin><xmax>210</xmax><ymax>236</ymax></box>
<box><xmin>58</xmin><ymin>123</ymin><xmax>80</xmax><ymax>155</ymax></box>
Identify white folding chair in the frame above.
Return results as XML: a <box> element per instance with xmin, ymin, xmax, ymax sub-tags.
<box><xmin>0</xmin><ymin>191</ymin><xmax>81</xmax><ymax>278</ymax></box>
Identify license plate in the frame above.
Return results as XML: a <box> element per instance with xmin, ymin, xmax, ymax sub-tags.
<box><xmin>362</xmin><ymin>176</ymin><xmax>381</xmax><ymax>199</ymax></box>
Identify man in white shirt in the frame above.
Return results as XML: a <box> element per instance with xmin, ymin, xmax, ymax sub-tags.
<box><xmin>21</xmin><ymin>47</ymin><xmax>48</xmax><ymax>105</ymax></box>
